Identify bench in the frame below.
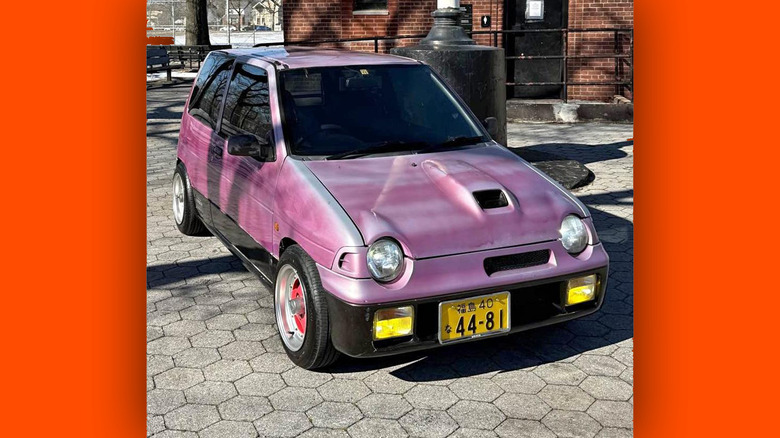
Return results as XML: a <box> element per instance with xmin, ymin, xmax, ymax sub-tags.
<box><xmin>147</xmin><ymin>47</ymin><xmax>183</xmax><ymax>81</ymax></box>
<box><xmin>162</xmin><ymin>45</ymin><xmax>233</xmax><ymax>70</ymax></box>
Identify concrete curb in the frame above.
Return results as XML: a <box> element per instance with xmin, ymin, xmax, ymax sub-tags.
<box><xmin>507</xmin><ymin>99</ymin><xmax>633</xmax><ymax>123</ymax></box>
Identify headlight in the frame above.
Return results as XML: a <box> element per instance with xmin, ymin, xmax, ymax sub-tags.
<box><xmin>367</xmin><ymin>238</ymin><xmax>404</xmax><ymax>282</ymax></box>
<box><xmin>560</xmin><ymin>215</ymin><xmax>588</xmax><ymax>254</ymax></box>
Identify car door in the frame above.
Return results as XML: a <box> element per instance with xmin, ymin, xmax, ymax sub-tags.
<box><xmin>181</xmin><ymin>51</ymin><xmax>234</xmax><ymax>225</ymax></box>
<box><xmin>208</xmin><ymin>59</ymin><xmax>282</xmax><ymax>281</ymax></box>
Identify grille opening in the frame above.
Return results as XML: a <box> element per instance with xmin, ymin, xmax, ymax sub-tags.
<box><xmin>473</xmin><ymin>189</ymin><xmax>509</xmax><ymax>209</ymax></box>
<box><xmin>412</xmin><ymin>282</ymin><xmax>567</xmax><ymax>342</ymax></box>
<box><xmin>484</xmin><ymin>250</ymin><xmax>551</xmax><ymax>276</ymax></box>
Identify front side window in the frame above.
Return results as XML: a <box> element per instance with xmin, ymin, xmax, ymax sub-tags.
<box><xmin>220</xmin><ymin>63</ymin><xmax>272</xmax><ymax>140</ymax></box>
<box><xmin>188</xmin><ymin>52</ymin><xmax>233</xmax><ymax>129</ymax></box>
<box><xmin>279</xmin><ymin>64</ymin><xmax>486</xmax><ymax>159</ymax></box>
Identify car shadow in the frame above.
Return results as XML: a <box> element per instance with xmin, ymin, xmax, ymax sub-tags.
<box><xmin>512</xmin><ymin>140</ymin><xmax>632</xmax><ymax>166</ymax></box>
<box><xmin>325</xmin><ymin>199</ymin><xmax>633</xmax><ymax>380</ymax></box>
<box><xmin>147</xmin><ymin>255</ymin><xmax>246</xmax><ymax>290</ymax></box>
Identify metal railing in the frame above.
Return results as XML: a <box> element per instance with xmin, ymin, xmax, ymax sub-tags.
<box><xmin>253</xmin><ymin>28</ymin><xmax>633</xmax><ymax>102</ymax></box>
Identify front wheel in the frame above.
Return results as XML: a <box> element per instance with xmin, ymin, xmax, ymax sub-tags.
<box><xmin>274</xmin><ymin>245</ymin><xmax>339</xmax><ymax>369</ymax></box>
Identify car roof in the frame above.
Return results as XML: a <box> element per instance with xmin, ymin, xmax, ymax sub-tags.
<box><xmin>220</xmin><ymin>46</ymin><xmax>421</xmax><ymax>70</ymax></box>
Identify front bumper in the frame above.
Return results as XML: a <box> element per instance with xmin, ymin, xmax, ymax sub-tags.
<box><xmin>325</xmin><ymin>266</ymin><xmax>608</xmax><ymax>358</ymax></box>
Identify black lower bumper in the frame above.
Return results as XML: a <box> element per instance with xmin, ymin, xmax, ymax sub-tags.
<box><xmin>325</xmin><ymin>267</ymin><xmax>608</xmax><ymax>358</ymax></box>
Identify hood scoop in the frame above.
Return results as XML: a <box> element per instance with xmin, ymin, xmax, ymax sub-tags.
<box><xmin>473</xmin><ymin>189</ymin><xmax>509</xmax><ymax>210</ymax></box>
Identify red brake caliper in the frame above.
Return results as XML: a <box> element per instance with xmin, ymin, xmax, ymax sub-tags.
<box><xmin>290</xmin><ymin>279</ymin><xmax>306</xmax><ymax>333</ymax></box>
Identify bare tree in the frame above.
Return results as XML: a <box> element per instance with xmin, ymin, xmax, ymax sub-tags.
<box><xmin>185</xmin><ymin>0</ymin><xmax>211</xmax><ymax>45</ymax></box>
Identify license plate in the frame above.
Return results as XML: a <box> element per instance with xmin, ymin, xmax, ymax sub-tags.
<box><xmin>438</xmin><ymin>292</ymin><xmax>511</xmax><ymax>343</ymax></box>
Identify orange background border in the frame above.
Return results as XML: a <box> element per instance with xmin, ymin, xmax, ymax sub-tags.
<box><xmin>1</xmin><ymin>1</ymin><xmax>778</xmax><ymax>436</ymax></box>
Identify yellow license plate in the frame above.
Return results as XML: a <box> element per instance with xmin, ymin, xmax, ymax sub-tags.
<box><xmin>439</xmin><ymin>292</ymin><xmax>511</xmax><ymax>343</ymax></box>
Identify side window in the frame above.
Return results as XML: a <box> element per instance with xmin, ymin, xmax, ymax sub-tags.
<box><xmin>220</xmin><ymin>64</ymin><xmax>272</xmax><ymax>140</ymax></box>
<box><xmin>188</xmin><ymin>52</ymin><xmax>233</xmax><ymax>129</ymax></box>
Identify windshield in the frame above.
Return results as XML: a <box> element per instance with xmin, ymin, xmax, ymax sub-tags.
<box><xmin>279</xmin><ymin>64</ymin><xmax>488</xmax><ymax>158</ymax></box>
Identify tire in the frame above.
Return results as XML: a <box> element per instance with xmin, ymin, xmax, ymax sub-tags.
<box><xmin>274</xmin><ymin>245</ymin><xmax>340</xmax><ymax>369</ymax></box>
<box><xmin>172</xmin><ymin>162</ymin><xmax>208</xmax><ymax>236</ymax></box>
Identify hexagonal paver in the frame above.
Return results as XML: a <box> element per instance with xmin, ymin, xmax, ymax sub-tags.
<box><xmin>173</xmin><ymin>348</ymin><xmax>220</xmax><ymax>368</ymax></box>
<box><xmin>148</xmin><ymin>355</ymin><xmax>175</xmax><ymax>376</ymax></box>
<box><xmin>573</xmin><ymin>355</ymin><xmax>626</xmax><ymax>377</ymax></box>
<box><xmin>347</xmin><ymin>418</ymin><xmax>408</xmax><ymax>438</ymax></box>
<box><xmin>269</xmin><ymin>387</ymin><xmax>322</xmax><ymax>412</ymax></box>
<box><xmin>449</xmin><ymin>377</ymin><xmax>504</xmax><ymax>402</ymax></box>
<box><xmin>163</xmin><ymin>320</ymin><xmax>206</xmax><ymax>337</ymax></box>
<box><xmin>307</xmin><ymin>401</ymin><xmax>363</xmax><ymax>429</ymax></box>
<box><xmin>399</xmin><ymin>409</ymin><xmax>457</xmax><ymax>438</ymax></box>
<box><xmin>542</xmin><ymin>410</ymin><xmax>602</xmax><ymax>438</ymax></box>
<box><xmin>620</xmin><ymin>367</ymin><xmax>633</xmax><ymax>385</ymax></box>
<box><xmin>587</xmin><ymin>401</ymin><xmax>633</xmax><ymax>428</ymax></box>
<box><xmin>491</xmin><ymin>370</ymin><xmax>546</xmax><ymax>394</ymax></box>
<box><xmin>281</xmin><ymin>367</ymin><xmax>333</xmax><ymax>388</ymax></box>
<box><xmin>199</xmin><ymin>420</ymin><xmax>257</xmax><ymax>438</ymax></box>
<box><xmin>404</xmin><ymin>385</ymin><xmax>458</xmax><ymax>410</ymax></box>
<box><xmin>357</xmin><ymin>394</ymin><xmax>412</xmax><ymax>419</ymax></box>
<box><xmin>534</xmin><ymin>363</ymin><xmax>588</xmax><ymax>385</ymax></box>
<box><xmin>204</xmin><ymin>360</ymin><xmax>252</xmax><ymax>382</ymax></box>
<box><xmin>253</xmin><ymin>411</ymin><xmax>312</xmax><ymax>437</ymax></box>
<box><xmin>148</xmin><ymin>337</ymin><xmax>191</xmax><ymax>356</ymax></box>
<box><xmin>164</xmin><ymin>404</ymin><xmax>220</xmax><ymax>431</ymax></box>
<box><xmin>234</xmin><ymin>323</ymin><xmax>277</xmax><ymax>342</ymax></box>
<box><xmin>596</xmin><ymin>428</ymin><xmax>633</xmax><ymax>438</ymax></box>
<box><xmin>580</xmin><ymin>376</ymin><xmax>633</xmax><ymax>401</ymax></box>
<box><xmin>184</xmin><ymin>381</ymin><xmax>237</xmax><ymax>405</ymax></box>
<box><xmin>218</xmin><ymin>395</ymin><xmax>273</xmax><ymax>421</ymax></box>
<box><xmin>247</xmin><ymin>307</ymin><xmax>276</xmax><ymax>324</ymax></box>
<box><xmin>151</xmin><ymin>430</ymin><xmax>198</xmax><ymax>438</ymax></box>
<box><xmin>180</xmin><ymin>305</ymin><xmax>221</xmax><ymax>321</ymax></box>
<box><xmin>538</xmin><ymin>385</ymin><xmax>595</xmax><ymax>411</ymax></box>
<box><xmin>250</xmin><ymin>353</ymin><xmax>295</xmax><ymax>374</ymax></box>
<box><xmin>206</xmin><ymin>314</ymin><xmax>248</xmax><ymax>330</ymax></box>
<box><xmin>191</xmin><ymin>330</ymin><xmax>235</xmax><ymax>348</ymax></box>
<box><xmin>219</xmin><ymin>341</ymin><xmax>265</xmax><ymax>360</ymax></box>
<box><xmin>298</xmin><ymin>428</ymin><xmax>349</xmax><ymax>438</ymax></box>
<box><xmin>494</xmin><ymin>393</ymin><xmax>551</xmax><ymax>420</ymax></box>
<box><xmin>364</xmin><ymin>371</ymin><xmax>416</xmax><ymax>394</ymax></box>
<box><xmin>495</xmin><ymin>419</ymin><xmax>555</xmax><ymax>438</ymax></box>
<box><xmin>447</xmin><ymin>400</ymin><xmax>506</xmax><ymax>430</ymax></box>
<box><xmin>235</xmin><ymin>372</ymin><xmax>286</xmax><ymax>396</ymax></box>
<box><xmin>154</xmin><ymin>368</ymin><xmax>204</xmax><ymax>390</ymax></box>
<box><xmin>449</xmin><ymin>428</ymin><xmax>498</xmax><ymax>438</ymax></box>
<box><xmin>317</xmin><ymin>379</ymin><xmax>371</xmax><ymax>402</ymax></box>
<box><xmin>147</xmin><ymin>389</ymin><xmax>186</xmax><ymax>415</ymax></box>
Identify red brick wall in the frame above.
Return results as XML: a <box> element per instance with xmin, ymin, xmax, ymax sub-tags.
<box><xmin>283</xmin><ymin>1</ymin><xmax>633</xmax><ymax>102</ymax></box>
<box><xmin>567</xmin><ymin>0</ymin><xmax>633</xmax><ymax>101</ymax></box>
<box><xmin>283</xmin><ymin>1</ymin><xmax>504</xmax><ymax>52</ymax></box>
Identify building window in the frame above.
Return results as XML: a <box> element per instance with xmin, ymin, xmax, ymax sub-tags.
<box><xmin>353</xmin><ymin>1</ymin><xmax>388</xmax><ymax>15</ymax></box>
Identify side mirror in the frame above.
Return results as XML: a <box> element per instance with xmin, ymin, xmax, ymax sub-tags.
<box><xmin>227</xmin><ymin>133</ymin><xmax>274</xmax><ymax>161</ymax></box>
<box><xmin>482</xmin><ymin>117</ymin><xmax>499</xmax><ymax>140</ymax></box>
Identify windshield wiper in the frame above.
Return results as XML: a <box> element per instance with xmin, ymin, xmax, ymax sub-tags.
<box><xmin>417</xmin><ymin>136</ymin><xmax>485</xmax><ymax>154</ymax></box>
<box><xmin>326</xmin><ymin>140</ymin><xmax>430</xmax><ymax>160</ymax></box>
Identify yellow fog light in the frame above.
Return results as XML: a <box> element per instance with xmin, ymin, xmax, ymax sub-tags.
<box><xmin>566</xmin><ymin>275</ymin><xmax>599</xmax><ymax>306</ymax></box>
<box><xmin>373</xmin><ymin>306</ymin><xmax>414</xmax><ymax>340</ymax></box>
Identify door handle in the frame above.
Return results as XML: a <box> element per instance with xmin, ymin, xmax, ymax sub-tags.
<box><xmin>211</xmin><ymin>145</ymin><xmax>223</xmax><ymax>158</ymax></box>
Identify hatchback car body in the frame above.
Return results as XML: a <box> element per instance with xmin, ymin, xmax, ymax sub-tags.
<box><xmin>174</xmin><ymin>47</ymin><xmax>609</xmax><ymax>369</ymax></box>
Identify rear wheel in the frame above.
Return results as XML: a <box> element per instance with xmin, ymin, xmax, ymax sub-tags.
<box><xmin>172</xmin><ymin>163</ymin><xmax>208</xmax><ymax>236</ymax></box>
<box><xmin>274</xmin><ymin>245</ymin><xmax>339</xmax><ymax>369</ymax></box>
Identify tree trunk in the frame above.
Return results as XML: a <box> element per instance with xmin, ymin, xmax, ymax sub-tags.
<box><xmin>185</xmin><ymin>0</ymin><xmax>211</xmax><ymax>45</ymax></box>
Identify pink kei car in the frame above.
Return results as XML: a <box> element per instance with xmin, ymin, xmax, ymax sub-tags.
<box><xmin>174</xmin><ymin>47</ymin><xmax>609</xmax><ymax>369</ymax></box>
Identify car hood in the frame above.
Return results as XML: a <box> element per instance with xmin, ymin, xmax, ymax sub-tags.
<box><xmin>303</xmin><ymin>144</ymin><xmax>588</xmax><ymax>259</ymax></box>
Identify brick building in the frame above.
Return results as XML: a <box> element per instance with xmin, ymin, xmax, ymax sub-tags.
<box><xmin>283</xmin><ymin>1</ymin><xmax>632</xmax><ymax>101</ymax></box>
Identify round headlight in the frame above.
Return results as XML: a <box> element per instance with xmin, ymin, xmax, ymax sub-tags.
<box><xmin>560</xmin><ymin>215</ymin><xmax>588</xmax><ymax>254</ymax></box>
<box><xmin>367</xmin><ymin>238</ymin><xmax>404</xmax><ymax>282</ymax></box>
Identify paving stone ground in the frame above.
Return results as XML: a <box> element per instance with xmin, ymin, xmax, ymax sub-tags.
<box><xmin>148</xmin><ymin>82</ymin><xmax>634</xmax><ymax>437</ymax></box>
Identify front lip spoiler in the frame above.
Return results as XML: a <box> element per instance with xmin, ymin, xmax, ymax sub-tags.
<box><xmin>324</xmin><ymin>266</ymin><xmax>608</xmax><ymax>358</ymax></box>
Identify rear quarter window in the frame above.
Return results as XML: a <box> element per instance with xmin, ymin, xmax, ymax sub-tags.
<box><xmin>188</xmin><ymin>52</ymin><xmax>233</xmax><ymax>129</ymax></box>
